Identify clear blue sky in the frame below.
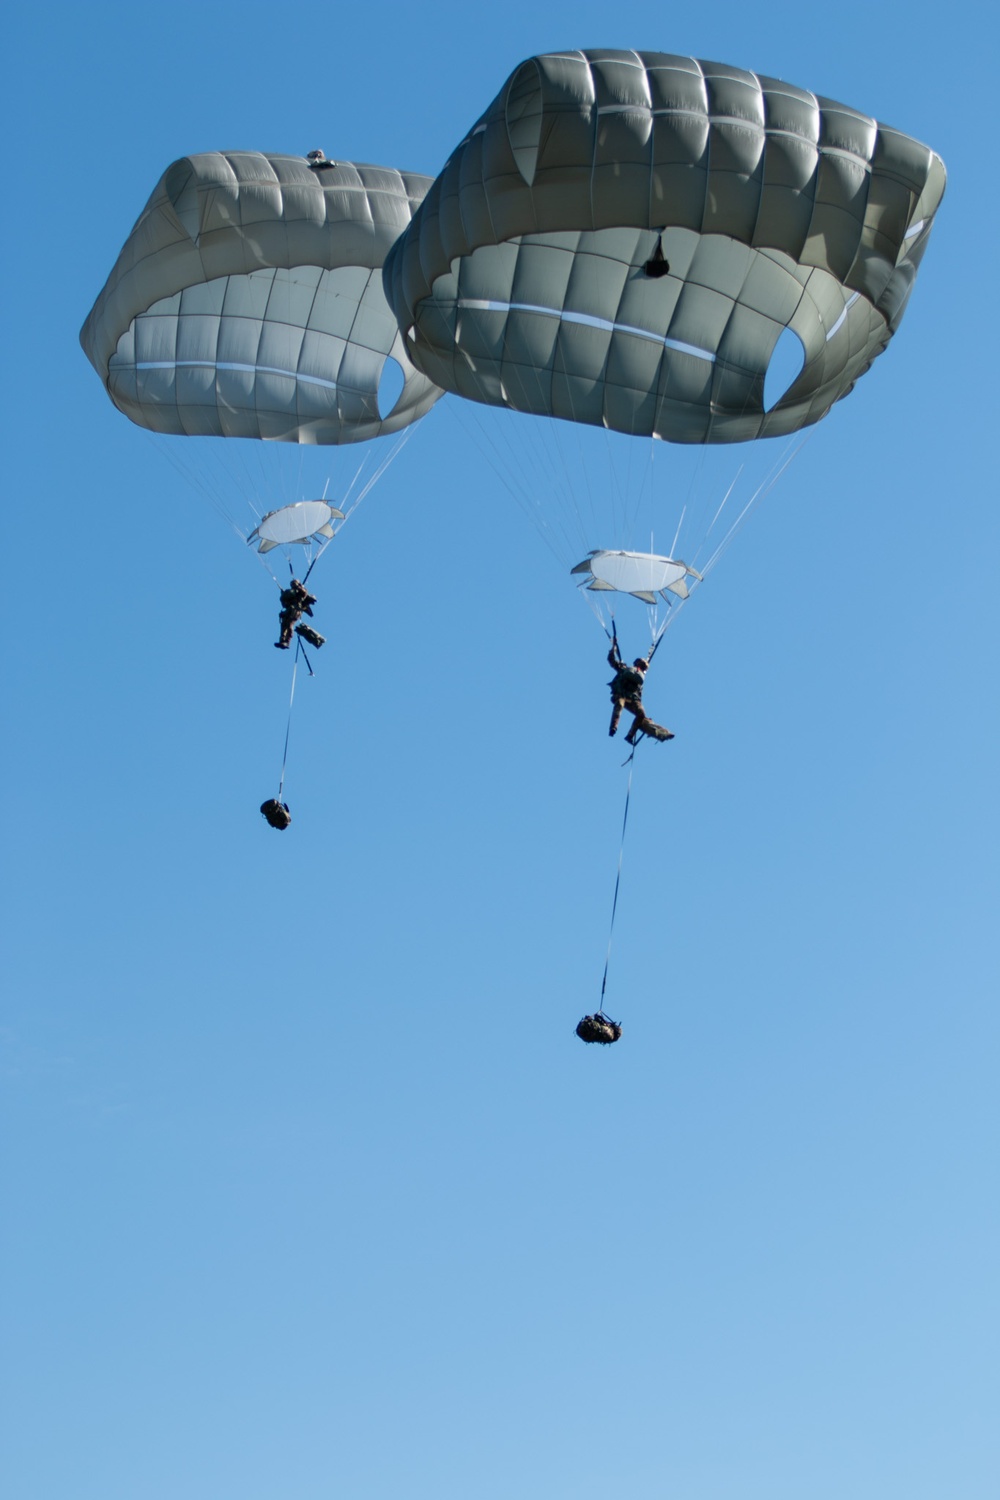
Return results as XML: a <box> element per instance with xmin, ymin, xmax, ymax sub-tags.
<box><xmin>2</xmin><ymin>4</ymin><xmax>997</xmax><ymax>1498</ymax></box>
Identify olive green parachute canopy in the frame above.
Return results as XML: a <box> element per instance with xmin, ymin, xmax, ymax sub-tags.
<box><xmin>383</xmin><ymin>50</ymin><xmax>946</xmax><ymax>443</ymax></box>
<box><xmin>81</xmin><ymin>153</ymin><xmax>444</xmax><ymax>444</ymax></box>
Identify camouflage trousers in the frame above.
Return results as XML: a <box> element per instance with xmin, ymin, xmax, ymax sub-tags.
<box><xmin>609</xmin><ymin>696</ymin><xmax>643</xmax><ymax>739</ymax></box>
<box><xmin>276</xmin><ymin>608</ymin><xmax>300</xmax><ymax>648</ymax></box>
<box><xmin>610</xmin><ymin>697</ymin><xmax>672</xmax><ymax>744</ymax></box>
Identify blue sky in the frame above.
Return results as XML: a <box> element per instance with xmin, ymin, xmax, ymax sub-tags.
<box><xmin>2</xmin><ymin>4</ymin><xmax>997</xmax><ymax>1498</ymax></box>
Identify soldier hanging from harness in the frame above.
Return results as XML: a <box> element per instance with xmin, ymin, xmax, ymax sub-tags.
<box><xmin>275</xmin><ymin>578</ymin><xmax>325</xmax><ymax>652</ymax></box>
<box><xmin>607</xmin><ymin>629</ymin><xmax>674</xmax><ymax>745</ymax></box>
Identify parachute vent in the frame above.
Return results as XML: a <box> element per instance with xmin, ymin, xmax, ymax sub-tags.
<box><xmin>763</xmin><ymin>327</ymin><xmax>806</xmax><ymax>413</ymax></box>
<box><xmin>377</xmin><ymin>356</ymin><xmax>406</xmax><ymax>420</ymax></box>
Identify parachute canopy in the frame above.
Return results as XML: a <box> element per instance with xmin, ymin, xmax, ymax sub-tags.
<box><xmin>247</xmin><ymin>500</ymin><xmax>346</xmax><ymax>553</ymax></box>
<box><xmin>81</xmin><ymin>153</ymin><xmax>445</xmax><ymax>445</ymax></box>
<box><xmin>572</xmin><ymin>549</ymin><xmax>702</xmax><ymax>604</ymax></box>
<box><xmin>384</xmin><ymin>50</ymin><xmax>946</xmax><ymax>443</ymax></box>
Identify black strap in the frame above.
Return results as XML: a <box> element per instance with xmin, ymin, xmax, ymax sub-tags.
<box><xmin>598</xmin><ymin>759</ymin><xmax>635</xmax><ymax>1011</ymax></box>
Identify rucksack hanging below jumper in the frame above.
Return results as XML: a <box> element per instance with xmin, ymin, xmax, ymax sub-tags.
<box><xmin>260</xmin><ymin>798</ymin><xmax>292</xmax><ymax>830</ymax></box>
<box><xmin>576</xmin><ymin>1013</ymin><xmax>622</xmax><ymax>1045</ymax></box>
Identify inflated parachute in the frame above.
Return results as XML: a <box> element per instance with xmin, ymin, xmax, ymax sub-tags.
<box><xmin>80</xmin><ymin>152</ymin><xmax>447</xmax><ymax>831</ymax></box>
<box><xmin>383</xmin><ymin>50</ymin><xmax>946</xmax><ymax>442</ymax></box>
<box><xmin>81</xmin><ymin>152</ymin><xmax>443</xmax><ymax>443</ymax></box>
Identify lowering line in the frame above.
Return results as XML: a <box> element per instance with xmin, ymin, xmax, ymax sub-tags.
<box><xmin>276</xmin><ymin>641</ymin><xmax>300</xmax><ymax>803</ymax></box>
<box><xmin>598</xmin><ymin>753</ymin><xmax>636</xmax><ymax>1015</ymax></box>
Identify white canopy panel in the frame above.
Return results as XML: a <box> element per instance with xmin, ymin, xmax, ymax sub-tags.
<box><xmin>248</xmin><ymin>499</ymin><xmax>345</xmax><ymax>553</ymax></box>
<box><xmin>572</xmin><ymin>549</ymin><xmax>702</xmax><ymax>603</ymax></box>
